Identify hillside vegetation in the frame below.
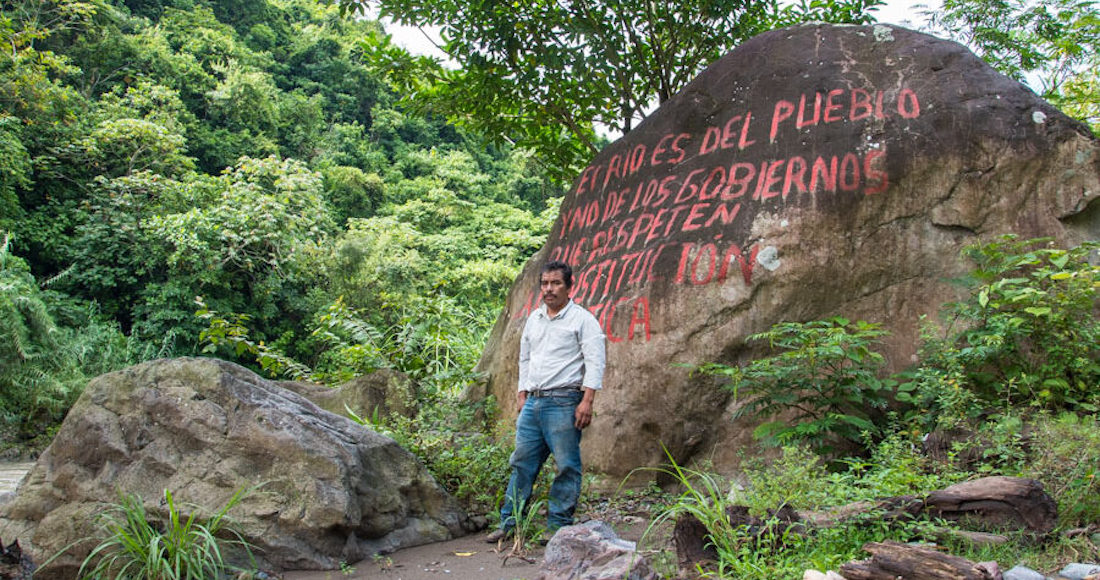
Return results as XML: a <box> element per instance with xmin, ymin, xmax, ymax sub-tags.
<box><xmin>0</xmin><ymin>0</ymin><xmax>563</xmax><ymax>449</ymax></box>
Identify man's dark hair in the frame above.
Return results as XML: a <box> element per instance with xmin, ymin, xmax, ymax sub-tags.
<box><xmin>542</xmin><ymin>260</ymin><xmax>573</xmax><ymax>287</ymax></box>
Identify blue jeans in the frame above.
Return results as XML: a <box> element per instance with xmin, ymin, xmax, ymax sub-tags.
<box><xmin>499</xmin><ymin>391</ymin><xmax>583</xmax><ymax>532</ymax></box>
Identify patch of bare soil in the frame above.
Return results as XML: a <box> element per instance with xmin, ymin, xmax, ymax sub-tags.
<box><xmin>281</xmin><ymin>512</ymin><xmax>672</xmax><ymax>580</ymax></box>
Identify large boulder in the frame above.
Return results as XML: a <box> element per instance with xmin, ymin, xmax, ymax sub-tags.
<box><xmin>472</xmin><ymin>23</ymin><xmax>1099</xmax><ymax>480</ymax></box>
<box><xmin>0</xmin><ymin>358</ymin><xmax>473</xmax><ymax>578</ymax></box>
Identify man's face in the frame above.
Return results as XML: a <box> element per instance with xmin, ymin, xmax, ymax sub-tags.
<box><xmin>540</xmin><ymin>269</ymin><xmax>570</xmax><ymax>313</ymax></box>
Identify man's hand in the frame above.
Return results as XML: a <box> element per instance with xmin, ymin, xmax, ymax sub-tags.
<box><xmin>574</xmin><ymin>388</ymin><xmax>595</xmax><ymax>429</ymax></box>
<box><xmin>516</xmin><ymin>390</ymin><xmax>528</xmax><ymax>412</ymax></box>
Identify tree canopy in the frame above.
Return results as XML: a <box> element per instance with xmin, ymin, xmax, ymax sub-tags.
<box><xmin>355</xmin><ymin>0</ymin><xmax>885</xmax><ymax>179</ymax></box>
<box><xmin>0</xmin><ymin>0</ymin><xmax>561</xmax><ymax>441</ymax></box>
<box><xmin>926</xmin><ymin>0</ymin><xmax>1099</xmax><ymax>131</ymax></box>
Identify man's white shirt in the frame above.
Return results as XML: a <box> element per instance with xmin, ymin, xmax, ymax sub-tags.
<box><xmin>518</xmin><ymin>300</ymin><xmax>606</xmax><ymax>392</ymax></box>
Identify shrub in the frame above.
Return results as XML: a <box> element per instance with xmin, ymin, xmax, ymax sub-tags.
<box><xmin>697</xmin><ymin>317</ymin><xmax>893</xmax><ymax>454</ymax></box>
<box><xmin>895</xmin><ymin>320</ymin><xmax>985</xmax><ymax>432</ymax></box>
<box><xmin>1018</xmin><ymin>413</ymin><xmax>1100</xmax><ymax>528</ymax></box>
<box><xmin>78</xmin><ymin>487</ymin><xmax>254</xmax><ymax>580</ymax></box>
<box><xmin>1</xmin><ymin>234</ymin><xmax>141</xmax><ymax>445</ymax></box>
<box><xmin>943</xmin><ymin>236</ymin><xmax>1099</xmax><ymax>412</ymax></box>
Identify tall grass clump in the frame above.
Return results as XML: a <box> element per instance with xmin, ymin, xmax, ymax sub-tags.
<box><xmin>78</xmin><ymin>487</ymin><xmax>254</xmax><ymax>580</ymax></box>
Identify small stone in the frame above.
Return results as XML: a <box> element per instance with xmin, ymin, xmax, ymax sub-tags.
<box><xmin>804</xmin><ymin>571</ymin><xmax>828</xmax><ymax>580</ymax></box>
<box><xmin>977</xmin><ymin>562</ymin><xmax>1001</xmax><ymax>578</ymax></box>
<box><xmin>1059</xmin><ymin>563</ymin><xmax>1100</xmax><ymax>580</ymax></box>
<box><xmin>1004</xmin><ymin>565</ymin><xmax>1047</xmax><ymax>580</ymax></box>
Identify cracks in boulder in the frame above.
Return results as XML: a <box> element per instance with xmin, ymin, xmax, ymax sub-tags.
<box><xmin>931</xmin><ymin>222</ymin><xmax>978</xmax><ymax>236</ymax></box>
<box><xmin>845</xmin><ymin>273</ymin><xmax>925</xmax><ymax>306</ymax></box>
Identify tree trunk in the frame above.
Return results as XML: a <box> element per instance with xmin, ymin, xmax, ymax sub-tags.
<box><xmin>924</xmin><ymin>476</ymin><xmax>1057</xmax><ymax>535</ymax></box>
<box><xmin>839</xmin><ymin>541</ymin><xmax>996</xmax><ymax>580</ymax></box>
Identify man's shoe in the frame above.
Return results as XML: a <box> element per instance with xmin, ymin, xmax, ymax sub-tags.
<box><xmin>485</xmin><ymin>528</ymin><xmax>513</xmax><ymax>543</ymax></box>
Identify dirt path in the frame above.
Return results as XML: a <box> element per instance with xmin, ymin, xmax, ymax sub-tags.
<box><xmin>282</xmin><ymin>519</ymin><xmax>657</xmax><ymax>580</ymax></box>
<box><xmin>283</xmin><ymin>533</ymin><xmax>543</xmax><ymax>580</ymax></box>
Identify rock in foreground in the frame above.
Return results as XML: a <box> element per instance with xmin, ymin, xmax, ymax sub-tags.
<box><xmin>0</xmin><ymin>358</ymin><xmax>472</xmax><ymax>579</ymax></box>
<box><xmin>539</xmin><ymin>520</ymin><xmax>659</xmax><ymax>580</ymax></box>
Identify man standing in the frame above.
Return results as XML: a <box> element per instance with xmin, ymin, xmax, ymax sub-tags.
<box><xmin>486</xmin><ymin>260</ymin><xmax>606</xmax><ymax>543</ymax></box>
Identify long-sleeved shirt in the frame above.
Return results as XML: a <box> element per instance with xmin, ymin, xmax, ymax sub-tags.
<box><xmin>518</xmin><ymin>300</ymin><xmax>606</xmax><ymax>392</ymax></box>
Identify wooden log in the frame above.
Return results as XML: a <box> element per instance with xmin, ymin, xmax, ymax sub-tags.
<box><xmin>839</xmin><ymin>541</ymin><xmax>995</xmax><ymax>580</ymax></box>
<box><xmin>674</xmin><ymin>477</ymin><xmax>1055</xmax><ymax>573</ymax></box>
<box><xmin>673</xmin><ymin>513</ymin><xmax>717</xmax><ymax>570</ymax></box>
<box><xmin>924</xmin><ymin>476</ymin><xmax>1057</xmax><ymax>535</ymax></box>
<box><xmin>800</xmin><ymin>496</ymin><xmax>923</xmax><ymax>528</ymax></box>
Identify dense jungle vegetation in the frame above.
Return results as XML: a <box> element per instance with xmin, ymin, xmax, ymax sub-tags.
<box><xmin>1</xmin><ymin>0</ymin><xmax>1098</xmax><ymax>575</ymax></box>
<box><xmin>0</xmin><ymin>0</ymin><xmax>905</xmax><ymax>448</ymax></box>
<box><xmin>0</xmin><ymin>0</ymin><xmax>570</xmax><ymax>449</ymax></box>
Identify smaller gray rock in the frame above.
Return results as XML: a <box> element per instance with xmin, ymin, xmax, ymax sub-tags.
<box><xmin>1058</xmin><ymin>563</ymin><xmax>1100</xmax><ymax>580</ymax></box>
<box><xmin>1005</xmin><ymin>565</ymin><xmax>1048</xmax><ymax>580</ymax></box>
<box><xmin>539</xmin><ymin>520</ymin><xmax>658</xmax><ymax>580</ymax></box>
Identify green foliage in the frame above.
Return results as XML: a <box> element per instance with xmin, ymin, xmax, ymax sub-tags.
<box><xmin>0</xmin><ymin>233</ymin><xmax>61</xmax><ymax>426</ymax></box>
<box><xmin>196</xmin><ymin>297</ymin><xmax>314</xmax><ymax>381</ymax></box>
<box><xmin>149</xmin><ymin>156</ymin><xmax>332</xmax><ymax>278</ymax></box>
<box><xmin>698</xmin><ymin>317</ymin><xmax>893</xmax><ymax>453</ymax></box>
<box><xmin>929</xmin><ymin>237</ymin><xmax>1099</xmax><ymax>414</ymax></box>
<box><xmin>738</xmin><ymin>436</ymin><xmax>958</xmax><ymax>514</ymax></box>
<box><xmin>312</xmin><ymin>295</ymin><xmax>488</xmax><ymax>397</ymax></box>
<box><xmin>1022</xmin><ymin>412</ymin><xmax>1100</xmax><ymax>527</ymax></box>
<box><xmin>1</xmin><ymin>0</ymin><xmax>560</xmax><ymax>453</ymax></box>
<box><xmin>77</xmin><ymin>487</ymin><xmax>254</xmax><ymax>580</ymax></box>
<box><xmin>0</xmin><ymin>115</ymin><xmax>32</xmax><ymax>225</ymax></box>
<box><xmin>894</xmin><ymin>320</ymin><xmax>985</xmax><ymax>432</ymax></box>
<box><xmin>927</xmin><ymin>0</ymin><xmax>1100</xmax><ymax>131</ymax></box>
<box><xmin>357</xmin><ymin>0</ymin><xmax>884</xmax><ymax>179</ymax></box>
<box><xmin>1</xmin><ymin>233</ymin><xmax>140</xmax><ymax>442</ymax></box>
<box><xmin>321</xmin><ymin>166</ymin><xmax>384</xmax><ymax>225</ymax></box>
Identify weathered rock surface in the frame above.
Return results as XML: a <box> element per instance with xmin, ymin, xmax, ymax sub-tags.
<box><xmin>0</xmin><ymin>358</ymin><xmax>472</xmax><ymax>579</ymax></box>
<box><xmin>1059</xmin><ymin>563</ymin><xmax>1100</xmax><ymax>580</ymax></box>
<box><xmin>279</xmin><ymin>368</ymin><xmax>418</xmax><ymax>421</ymax></box>
<box><xmin>472</xmin><ymin>23</ymin><xmax>1100</xmax><ymax>480</ymax></box>
<box><xmin>538</xmin><ymin>520</ymin><xmax>659</xmax><ymax>580</ymax></box>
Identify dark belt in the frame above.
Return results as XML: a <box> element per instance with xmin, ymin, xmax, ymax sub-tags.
<box><xmin>529</xmin><ymin>387</ymin><xmax>581</xmax><ymax>398</ymax></box>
